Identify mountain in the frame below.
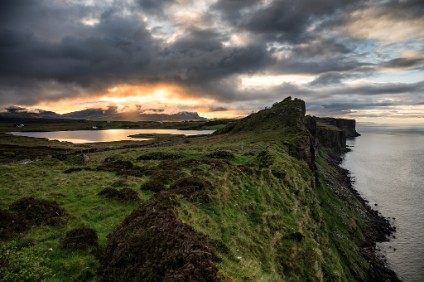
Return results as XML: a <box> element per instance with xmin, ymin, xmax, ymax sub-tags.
<box><xmin>0</xmin><ymin>108</ymin><xmax>206</xmax><ymax>122</ymax></box>
<box><xmin>63</xmin><ymin>109</ymin><xmax>206</xmax><ymax>121</ymax></box>
<box><xmin>0</xmin><ymin>110</ymin><xmax>62</xmax><ymax>120</ymax></box>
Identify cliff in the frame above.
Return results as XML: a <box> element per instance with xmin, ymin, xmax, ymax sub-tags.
<box><xmin>316</xmin><ymin>117</ymin><xmax>360</xmax><ymax>138</ymax></box>
<box><xmin>305</xmin><ymin>116</ymin><xmax>352</xmax><ymax>154</ymax></box>
<box><xmin>0</xmin><ymin>97</ymin><xmax>398</xmax><ymax>281</ymax></box>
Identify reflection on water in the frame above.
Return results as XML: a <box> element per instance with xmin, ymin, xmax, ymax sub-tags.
<box><xmin>342</xmin><ymin>124</ymin><xmax>424</xmax><ymax>282</ymax></box>
<box><xmin>10</xmin><ymin>129</ymin><xmax>214</xmax><ymax>144</ymax></box>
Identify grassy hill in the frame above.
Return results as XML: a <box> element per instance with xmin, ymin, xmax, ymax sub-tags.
<box><xmin>0</xmin><ymin>97</ymin><xmax>397</xmax><ymax>281</ymax></box>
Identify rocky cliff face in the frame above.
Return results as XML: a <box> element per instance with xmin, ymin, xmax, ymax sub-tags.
<box><xmin>305</xmin><ymin>116</ymin><xmax>360</xmax><ymax>153</ymax></box>
<box><xmin>316</xmin><ymin>117</ymin><xmax>360</xmax><ymax>138</ymax></box>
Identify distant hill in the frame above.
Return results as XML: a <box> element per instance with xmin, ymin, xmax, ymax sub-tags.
<box><xmin>0</xmin><ymin>108</ymin><xmax>206</xmax><ymax>122</ymax></box>
<box><xmin>63</xmin><ymin>109</ymin><xmax>206</xmax><ymax>121</ymax></box>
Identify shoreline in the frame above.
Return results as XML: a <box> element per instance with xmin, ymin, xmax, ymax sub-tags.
<box><xmin>334</xmin><ymin>151</ymin><xmax>400</xmax><ymax>281</ymax></box>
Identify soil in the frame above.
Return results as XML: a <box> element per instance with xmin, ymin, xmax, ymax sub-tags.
<box><xmin>136</xmin><ymin>152</ymin><xmax>182</xmax><ymax>160</ymax></box>
<box><xmin>63</xmin><ymin>167</ymin><xmax>85</xmax><ymax>174</ymax></box>
<box><xmin>1</xmin><ymin>197</ymin><xmax>67</xmax><ymax>238</ymax></box>
<box><xmin>98</xmin><ymin>177</ymin><xmax>220</xmax><ymax>282</ymax></box>
<box><xmin>140</xmin><ymin>180</ymin><xmax>166</xmax><ymax>193</ymax></box>
<box><xmin>145</xmin><ymin>169</ymin><xmax>186</xmax><ymax>185</ymax></box>
<box><xmin>61</xmin><ymin>227</ymin><xmax>99</xmax><ymax>251</ymax></box>
<box><xmin>169</xmin><ymin>177</ymin><xmax>212</xmax><ymax>203</ymax></box>
<box><xmin>9</xmin><ymin>197</ymin><xmax>67</xmax><ymax>228</ymax></box>
<box><xmin>0</xmin><ymin>209</ymin><xmax>21</xmax><ymax>239</ymax></box>
<box><xmin>98</xmin><ymin>188</ymin><xmax>140</xmax><ymax>202</ymax></box>
<box><xmin>120</xmin><ymin>188</ymin><xmax>140</xmax><ymax>201</ymax></box>
<box><xmin>0</xmin><ymin>143</ymin><xmax>67</xmax><ymax>164</ymax></box>
<box><xmin>207</xmin><ymin>150</ymin><xmax>235</xmax><ymax>160</ymax></box>
<box><xmin>97</xmin><ymin>160</ymin><xmax>144</xmax><ymax>177</ymax></box>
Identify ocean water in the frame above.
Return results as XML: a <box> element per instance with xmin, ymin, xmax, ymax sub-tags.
<box><xmin>342</xmin><ymin>124</ymin><xmax>424</xmax><ymax>282</ymax></box>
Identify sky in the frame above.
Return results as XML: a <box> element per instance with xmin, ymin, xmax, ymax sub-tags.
<box><xmin>0</xmin><ymin>0</ymin><xmax>423</xmax><ymax>123</ymax></box>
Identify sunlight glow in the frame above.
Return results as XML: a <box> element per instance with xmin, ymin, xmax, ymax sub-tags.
<box><xmin>81</xmin><ymin>17</ymin><xmax>99</xmax><ymax>26</ymax></box>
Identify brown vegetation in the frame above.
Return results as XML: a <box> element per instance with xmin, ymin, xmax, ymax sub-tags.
<box><xmin>61</xmin><ymin>227</ymin><xmax>99</xmax><ymax>251</ymax></box>
<box><xmin>98</xmin><ymin>188</ymin><xmax>140</xmax><ymax>202</ymax></box>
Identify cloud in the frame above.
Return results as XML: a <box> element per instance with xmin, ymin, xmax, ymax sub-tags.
<box><xmin>383</xmin><ymin>57</ymin><xmax>424</xmax><ymax>69</ymax></box>
<box><xmin>0</xmin><ymin>0</ymin><xmax>422</xmax><ymax>123</ymax></box>
<box><xmin>5</xmin><ymin>105</ymin><xmax>26</xmax><ymax>113</ymax></box>
<box><xmin>308</xmin><ymin>72</ymin><xmax>350</xmax><ymax>86</ymax></box>
<box><xmin>214</xmin><ymin>0</ymin><xmax>363</xmax><ymax>43</ymax></box>
<box><xmin>342</xmin><ymin>2</ymin><xmax>424</xmax><ymax>43</ymax></box>
<box><xmin>137</xmin><ymin>0</ymin><xmax>177</xmax><ymax>15</ymax></box>
<box><xmin>208</xmin><ymin>106</ymin><xmax>227</xmax><ymax>112</ymax></box>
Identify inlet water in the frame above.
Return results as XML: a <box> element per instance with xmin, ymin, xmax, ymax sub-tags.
<box><xmin>10</xmin><ymin>129</ymin><xmax>214</xmax><ymax>143</ymax></box>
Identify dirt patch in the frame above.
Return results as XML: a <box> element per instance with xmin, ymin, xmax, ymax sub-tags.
<box><xmin>140</xmin><ymin>180</ymin><xmax>166</xmax><ymax>193</ymax></box>
<box><xmin>98</xmin><ymin>193</ymin><xmax>220</xmax><ymax>282</ymax></box>
<box><xmin>285</xmin><ymin>232</ymin><xmax>304</xmax><ymax>242</ymax></box>
<box><xmin>120</xmin><ymin>188</ymin><xmax>140</xmax><ymax>201</ymax></box>
<box><xmin>157</xmin><ymin>159</ymin><xmax>183</xmax><ymax>171</ymax></box>
<box><xmin>191</xmin><ymin>168</ymin><xmax>210</xmax><ymax>177</ymax></box>
<box><xmin>169</xmin><ymin>177</ymin><xmax>212</xmax><ymax>203</ymax></box>
<box><xmin>63</xmin><ymin>167</ymin><xmax>84</xmax><ymax>174</ymax></box>
<box><xmin>97</xmin><ymin>160</ymin><xmax>144</xmax><ymax>177</ymax></box>
<box><xmin>145</xmin><ymin>169</ymin><xmax>186</xmax><ymax>185</ymax></box>
<box><xmin>0</xmin><ymin>209</ymin><xmax>21</xmax><ymax>239</ymax></box>
<box><xmin>271</xmin><ymin>168</ymin><xmax>286</xmax><ymax>179</ymax></box>
<box><xmin>0</xmin><ymin>143</ymin><xmax>67</xmax><ymax>164</ymax></box>
<box><xmin>61</xmin><ymin>227</ymin><xmax>99</xmax><ymax>251</ymax></box>
<box><xmin>256</xmin><ymin>150</ymin><xmax>274</xmax><ymax>167</ymax></box>
<box><xmin>136</xmin><ymin>151</ymin><xmax>182</xmax><ymax>161</ymax></box>
<box><xmin>98</xmin><ymin>188</ymin><xmax>140</xmax><ymax>202</ymax></box>
<box><xmin>9</xmin><ymin>197</ymin><xmax>67</xmax><ymax>228</ymax></box>
<box><xmin>207</xmin><ymin>150</ymin><xmax>235</xmax><ymax>160</ymax></box>
<box><xmin>111</xmin><ymin>178</ymin><xmax>135</xmax><ymax>187</ymax></box>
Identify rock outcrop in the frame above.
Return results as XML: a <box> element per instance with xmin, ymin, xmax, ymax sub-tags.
<box><xmin>316</xmin><ymin>117</ymin><xmax>360</xmax><ymax>138</ymax></box>
<box><xmin>305</xmin><ymin>116</ymin><xmax>360</xmax><ymax>153</ymax></box>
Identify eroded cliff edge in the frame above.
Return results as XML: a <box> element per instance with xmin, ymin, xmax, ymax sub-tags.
<box><xmin>98</xmin><ymin>97</ymin><xmax>399</xmax><ymax>281</ymax></box>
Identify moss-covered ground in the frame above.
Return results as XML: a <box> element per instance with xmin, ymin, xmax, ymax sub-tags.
<box><xmin>0</xmin><ymin>99</ymin><xmax>376</xmax><ymax>281</ymax></box>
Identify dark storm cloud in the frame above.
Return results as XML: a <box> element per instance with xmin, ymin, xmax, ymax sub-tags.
<box><xmin>275</xmin><ymin>57</ymin><xmax>369</xmax><ymax>74</ymax></box>
<box><xmin>137</xmin><ymin>0</ymin><xmax>176</xmax><ymax>16</ymax></box>
<box><xmin>0</xmin><ymin>76</ymin><xmax>86</xmax><ymax>106</ymax></box>
<box><xmin>308</xmin><ymin>72</ymin><xmax>350</xmax><ymax>86</ymax></box>
<box><xmin>305</xmin><ymin>81</ymin><xmax>424</xmax><ymax>99</ymax></box>
<box><xmin>5</xmin><ymin>105</ymin><xmax>26</xmax><ymax>113</ymax></box>
<box><xmin>0</xmin><ymin>0</ymin><xmax>275</xmax><ymax>105</ymax></box>
<box><xmin>165</xmin><ymin>28</ymin><xmax>224</xmax><ymax>53</ymax></box>
<box><xmin>212</xmin><ymin>0</ymin><xmax>258</xmax><ymax>21</ymax></box>
<box><xmin>383</xmin><ymin>57</ymin><xmax>424</xmax><ymax>69</ymax></box>
<box><xmin>208</xmin><ymin>106</ymin><xmax>228</xmax><ymax>112</ymax></box>
<box><xmin>214</xmin><ymin>0</ymin><xmax>363</xmax><ymax>42</ymax></box>
<box><xmin>291</xmin><ymin>39</ymin><xmax>353</xmax><ymax>57</ymax></box>
<box><xmin>338</xmin><ymin>81</ymin><xmax>424</xmax><ymax>96</ymax></box>
<box><xmin>0</xmin><ymin>1</ymin><xmax>157</xmax><ymax>104</ymax></box>
<box><xmin>0</xmin><ymin>0</ymin><xmax>422</xmax><ymax>119</ymax></box>
<box><xmin>378</xmin><ymin>0</ymin><xmax>424</xmax><ymax>19</ymax></box>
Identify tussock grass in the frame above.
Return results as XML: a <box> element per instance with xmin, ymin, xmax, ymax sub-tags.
<box><xmin>1</xmin><ymin>98</ymin><xmax>374</xmax><ymax>281</ymax></box>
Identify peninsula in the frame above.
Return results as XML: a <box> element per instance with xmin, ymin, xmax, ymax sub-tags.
<box><xmin>0</xmin><ymin>97</ymin><xmax>398</xmax><ymax>281</ymax></box>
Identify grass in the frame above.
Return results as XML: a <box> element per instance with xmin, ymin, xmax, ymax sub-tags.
<box><xmin>0</xmin><ymin>160</ymin><xmax>150</xmax><ymax>281</ymax></box>
<box><xmin>0</xmin><ymin>98</ymin><xmax>376</xmax><ymax>281</ymax></box>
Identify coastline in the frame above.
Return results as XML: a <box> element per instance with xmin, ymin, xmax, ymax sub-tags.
<box><xmin>334</xmin><ymin>150</ymin><xmax>400</xmax><ymax>281</ymax></box>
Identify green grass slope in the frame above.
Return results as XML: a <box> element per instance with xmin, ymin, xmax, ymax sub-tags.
<box><xmin>0</xmin><ymin>97</ymin><xmax>390</xmax><ymax>281</ymax></box>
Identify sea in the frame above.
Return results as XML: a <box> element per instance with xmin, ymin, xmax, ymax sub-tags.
<box><xmin>342</xmin><ymin>123</ymin><xmax>424</xmax><ymax>282</ymax></box>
